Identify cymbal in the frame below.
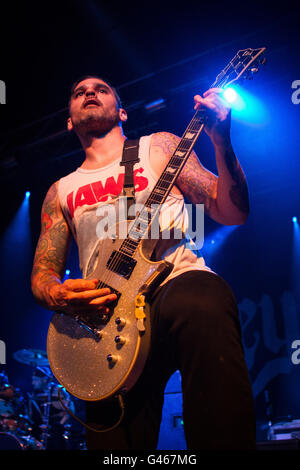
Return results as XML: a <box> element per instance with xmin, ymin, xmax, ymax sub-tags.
<box><xmin>13</xmin><ymin>349</ymin><xmax>49</xmax><ymax>367</ymax></box>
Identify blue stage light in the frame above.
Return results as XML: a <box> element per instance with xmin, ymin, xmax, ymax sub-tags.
<box><xmin>293</xmin><ymin>217</ymin><xmax>298</xmax><ymax>223</ymax></box>
<box><xmin>25</xmin><ymin>191</ymin><xmax>31</xmax><ymax>198</ymax></box>
<box><xmin>223</xmin><ymin>87</ymin><xmax>238</xmax><ymax>103</ymax></box>
<box><xmin>222</xmin><ymin>84</ymin><xmax>268</xmax><ymax>126</ymax></box>
<box><xmin>65</xmin><ymin>269</ymin><xmax>70</xmax><ymax>276</ymax></box>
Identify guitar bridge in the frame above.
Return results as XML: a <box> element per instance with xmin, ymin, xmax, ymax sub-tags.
<box><xmin>63</xmin><ymin>283</ymin><xmax>121</xmax><ymax>338</ymax></box>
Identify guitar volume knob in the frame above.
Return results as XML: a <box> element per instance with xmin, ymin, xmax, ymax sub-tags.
<box><xmin>115</xmin><ymin>317</ymin><xmax>126</xmax><ymax>327</ymax></box>
<box><xmin>114</xmin><ymin>335</ymin><xmax>126</xmax><ymax>344</ymax></box>
<box><xmin>106</xmin><ymin>354</ymin><xmax>118</xmax><ymax>364</ymax></box>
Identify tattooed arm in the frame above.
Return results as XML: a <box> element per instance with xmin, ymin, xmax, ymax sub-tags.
<box><xmin>31</xmin><ymin>181</ymin><xmax>71</xmax><ymax>309</ymax></box>
<box><xmin>151</xmin><ymin>132</ymin><xmax>218</xmax><ymax>215</ymax></box>
<box><xmin>31</xmin><ymin>182</ymin><xmax>116</xmax><ymax>315</ymax></box>
<box><xmin>209</xmin><ymin>140</ymin><xmax>249</xmax><ymax>224</ymax></box>
<box><xmin>151</xmin><ymin>88</ymin><xmax>249</xmax><ymax>225</ymax></box>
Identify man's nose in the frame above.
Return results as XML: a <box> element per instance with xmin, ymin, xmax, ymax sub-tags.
<box><xmin>85</xmin><ymin>88</ymin><xmax>96</xmax><ymax>97</ymax></box>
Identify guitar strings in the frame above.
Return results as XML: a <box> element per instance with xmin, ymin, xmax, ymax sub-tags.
<box><xmin>96</xmin><ymin>93</ymin><xmax>213</xmax><ymax>291</ymax></box>
<box><xmin>95</xmin><ymin>110</ymin><xmax>206</xmax><ymax>293</ymax></box>
<box><xmin>94</xmin><ymin>68</ymin><xmax>233</xmax><ymax>292</ymax></box>
<box><xmin>96</xmin><ymin>105</ymin><xmax>209</xmax><ymax>291</ymax></box>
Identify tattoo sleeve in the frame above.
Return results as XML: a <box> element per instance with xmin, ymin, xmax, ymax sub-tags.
<box><xmin>152</xmin><ymin>132</ymin><xmax>249</xmax><ymax>225</ymax></box>
<box><xmin>210</xmin><ymin>141</ymin><xmax>249</xmax><ymax>225</ymax></box>
<box><xmin>31</xmin><ymin>182</ymin><xmax>71</xmax><ymax>309</ymax></box>
<box><xmin>177</xmin><ymin>153</ymin><xmax>218</xmax><ymax>214</ymax></box>
<box><xmin>221</xmin><ymin>144</ymin><xmax>249</xmax><ymax>214</ymax></box>
<box><xmin>151</xmin><ymin>132</ymin><xmax>218</xmax><ymax>214</ymax></box>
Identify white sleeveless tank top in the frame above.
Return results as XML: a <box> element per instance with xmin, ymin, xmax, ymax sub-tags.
<box><xmin>58</xmin><ymin>134</ymin><xmax>212</xmax><ymax>285</ymax></box>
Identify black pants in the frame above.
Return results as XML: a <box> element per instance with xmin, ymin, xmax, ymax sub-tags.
<box><xmin>85</xmin><ymin>270</ymin><xmax>256</xmax><ymax>450</ymax></box>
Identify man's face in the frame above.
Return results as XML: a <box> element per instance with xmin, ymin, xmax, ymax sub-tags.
<box><xmin>68</xmin><ymin>78</ymin><xmax>126</xmax><ymax>138</ymax></box>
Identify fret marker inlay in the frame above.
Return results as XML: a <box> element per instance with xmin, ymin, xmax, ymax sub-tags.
<box><xmin>184</xmin><ymin>132</ymin><xmax>196</xmax><ymax>139</ymax></box>
<box><xmin>175</xmin><ymin>150</ymin><xmax>186</xmax><ymax>157</ymax></box>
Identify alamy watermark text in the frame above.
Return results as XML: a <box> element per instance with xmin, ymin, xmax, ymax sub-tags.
<box><xmin>0</xmin><ymin>80</ymin><xmax>5</xmax><ymax>104</ymax></box>
<box><xmin>0</xmin><ymin>340</ymin><xmax>6</xmax><ymax>364</ymax></box>
<box><xmin>291</xmin><ymin>80</ymin><xmax>300</xmax><ymax>104</ymax></box>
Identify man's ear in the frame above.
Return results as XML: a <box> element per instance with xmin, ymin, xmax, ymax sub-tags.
<box><xmin>119</xmin><ymin>108</ymin><xmax>128</xmax><ymax>123</ymax></box>
<box><xmin>67</xmin><ymin>117</ymin><xmax>73</xmax><ymax>132</ymax></box>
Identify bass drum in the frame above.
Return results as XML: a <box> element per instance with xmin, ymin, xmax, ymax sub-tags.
<box><xmin>0</xmin><ymin>432</ymin><xmax>44</xmax><ymax>450</ymax></box>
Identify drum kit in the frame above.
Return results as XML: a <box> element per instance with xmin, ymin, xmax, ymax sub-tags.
<box><xmin>0</xmin><ymin>349</ymin><xmax>85</xmax><ymax>450</ymax></box>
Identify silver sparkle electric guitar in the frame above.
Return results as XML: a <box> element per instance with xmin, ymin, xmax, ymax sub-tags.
<box><xmin>47</xmin><ymin>48</ymin><xmax>266</xmax><ymax>402</ymax></box>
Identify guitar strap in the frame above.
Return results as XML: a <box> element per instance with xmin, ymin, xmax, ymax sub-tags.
<box><xmin>120</xmin><ymin>138</ymin><xmax>140</xmax><ymax>220</ymax></box>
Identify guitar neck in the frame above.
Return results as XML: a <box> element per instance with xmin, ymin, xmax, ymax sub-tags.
<box><xmin>146</xmin><ymin>111</ymin><xmax>206</xmax><ymax>207</ymax></box>
<box><xmin>118</xmin><ymin>47</ymin><xmax>266</xmax><ymax>258</ymax></box>
<box><xmin>119</xmin><ymin>109</ymin><xmax>206</xmax><ymax>257</ymax></box>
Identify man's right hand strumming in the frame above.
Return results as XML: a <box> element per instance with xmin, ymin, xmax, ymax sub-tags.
<box><xmin>48</xmin><ymin>278</ymin><xmax>117</xmax><ymax>317</ymax></box>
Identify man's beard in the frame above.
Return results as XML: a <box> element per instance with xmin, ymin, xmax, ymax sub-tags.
<box><xmin>72</xmin><ymin>108</ymin><xmax>121</xmax><ymax>138</ymax></box>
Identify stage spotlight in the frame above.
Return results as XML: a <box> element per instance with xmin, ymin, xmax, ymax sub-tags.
<box><xmin>1</xmin><ymin>186</ymin><xmax>32</xmax><ymax>283</ymax></box>
<box><xmin>25</xmin><ymin>191</ymin><xmax>31</xmax><ymax>199</ymax></box>
<box><xmin>144</xmin><ymin>98</ymin><xmax>166</xmax><ymax>113</ymax></box>
<box><xmin>222</xmin><ymin>83</ymin><xmax>268</xmax><ymax>125</ymax></box>
<box><xmin>223</xmin><ymin>87</ymin><xmax>238</xmax><ymax>103</ymax></box>
<box><xmin>203</xmin><ymin>225</ymin><xmax>239</xmax><ymax>264</ymax></box>
<box><xmin>222</xmin><ymin>85</ymin><xmax>245</xmax><ymax>112</ymax></box>
<box><xmin>65</xmin><ymin>269</ymin><xmax>70</xmax><ymax>276</ymax></box>
<box><xmin>292</xmin><ymin>216</ymin><xmax>298</xmax><ymax>223</ymax></box>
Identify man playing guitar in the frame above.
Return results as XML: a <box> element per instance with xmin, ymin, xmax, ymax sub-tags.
<box><xmin>31</xmin><ymin>75</ymin><xmax>255</xmax><ymax>450</ymax></box>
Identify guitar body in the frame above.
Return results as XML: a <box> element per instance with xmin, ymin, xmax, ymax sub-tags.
<box><xmin>47</xmin><ymin>220</ymin><xmax>169</xmax><ymax>401</ymax></box>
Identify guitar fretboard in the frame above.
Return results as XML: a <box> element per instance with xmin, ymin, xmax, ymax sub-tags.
<box><xmin>118</xmin><ymin>110</ymin><xmax>206</xmax><ymax>257</ymax></box>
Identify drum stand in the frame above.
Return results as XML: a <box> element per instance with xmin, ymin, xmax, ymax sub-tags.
<box><xmin>12</xmin><ymin>349</ymin><xmax>78</xmax><ymax>449</ymax></box>
<box><xmin>39</xmin><ymin>381</ymin><xmax>54</xmax><ymax>449</ymax></box>
<box><xmin>37</xmin><ymin>377</ymin><xmax>74</xmax><ymax>449</ymax></box>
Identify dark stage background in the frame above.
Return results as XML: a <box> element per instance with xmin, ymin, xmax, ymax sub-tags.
<box><xmin>0</xmin><ymin>0</ymin><xmax>299</xmax><ymax>449</ymax></box>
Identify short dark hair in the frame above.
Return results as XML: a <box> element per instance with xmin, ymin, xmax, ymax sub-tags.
<box><xmin>69</xmin><ymin>74</ymin><xmax>122</xmax><ymax>109</ymax></box>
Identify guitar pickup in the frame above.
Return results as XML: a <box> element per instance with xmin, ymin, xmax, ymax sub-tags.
<box><xmin>106</xmin><ymin>250</ymin><xmax>137</xmax><ymax>279</ymax></box>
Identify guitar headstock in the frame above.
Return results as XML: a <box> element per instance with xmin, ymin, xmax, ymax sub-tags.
<box><xmin>211</xmin><ymin>47</ymin><xmax>266</xmax><ymax>89</ymax></box>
